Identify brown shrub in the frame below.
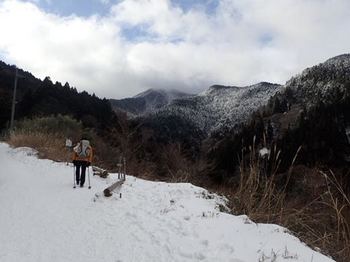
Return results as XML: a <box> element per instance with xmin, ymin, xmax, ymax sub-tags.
<box><xmin>7</xmin><ymin>131</ymin><xmax>70</xmax><ymax>162</ymax></box>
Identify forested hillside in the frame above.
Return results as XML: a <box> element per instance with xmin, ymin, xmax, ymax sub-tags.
<box><xmin>205</xmin><ymin>54</ymin><xmax>350</xmax><ymax>182</ymax></box>
<box><xmin>0</xmin><ymin>61</ymin><xmax>116</xmax><ymax>132</ymax></box>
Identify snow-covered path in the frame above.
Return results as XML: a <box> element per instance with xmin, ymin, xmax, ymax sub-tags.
<box><xmin>0</xmin><ymin>143</ymin><xmax>334</xmax><ymax>262</ymax></box>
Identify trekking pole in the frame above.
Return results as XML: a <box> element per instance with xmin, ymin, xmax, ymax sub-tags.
<box><xmin>73</xmin><ymin>165</ymin><xmax>76</xmax><ymax>188</ymax></box>
<box><xmin>87</xmin><ymin>166</ymin><xmax>91</xmax><ymax>189</ymax></box>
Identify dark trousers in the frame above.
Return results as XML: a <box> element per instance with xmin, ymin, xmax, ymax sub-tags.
<box><xmin>74</xmin><ymin>161</ymin><xmax>88</xmax><ymax>186</ymax></box>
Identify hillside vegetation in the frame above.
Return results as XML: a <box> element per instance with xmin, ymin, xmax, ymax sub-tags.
<box><xmin>1</xmin><ymin>55</ymin><xmax>350</xmax><ymax>260</ymax></box>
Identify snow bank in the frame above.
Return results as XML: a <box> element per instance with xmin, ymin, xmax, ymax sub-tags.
<box><xmin>0</xmin><ymin>143</ymin><xmax>333</xmax><ymax>262</ymax></box>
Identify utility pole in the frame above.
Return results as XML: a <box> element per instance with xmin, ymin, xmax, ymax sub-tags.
<box><xmin>10</xmin><ymin>66</ymin><xmax>18</xmax><ymax>131</ymax></box>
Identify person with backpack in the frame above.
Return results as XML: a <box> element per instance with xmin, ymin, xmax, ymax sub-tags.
<box><xmin>72</xmin><ymin>137</ymin><xmax>93</xmax><ymax>187</ymax></box>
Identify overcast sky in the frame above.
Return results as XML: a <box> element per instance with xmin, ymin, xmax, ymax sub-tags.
<box><xmin>0</xmin><ymin>0</ymin><xmax>349</xmax><ymax>99</ymax></box>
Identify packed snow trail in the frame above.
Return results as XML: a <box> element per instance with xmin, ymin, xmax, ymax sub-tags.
<box><xmin>0</xmin><ymin>143</ymin><xmax>333</xmax><ymax>262</ymax></box>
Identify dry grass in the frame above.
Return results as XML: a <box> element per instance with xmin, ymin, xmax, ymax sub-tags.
<box><xmin>4</xmin><ymin>116</ymin><xmax>126</xmax><ymax>170</ymax></box>
<box><xmin>226</xmin><ymin>139</ymin><xmax>350</xmax><ymax>261</ymax></box>
<box><xmin>7</xmin><ymin>130</ymin><xmax>128</xmax><ymax>172</ymax></box>
<box><xmin>231</xmin><ymin>137</ymin><xmax>290</xmax><ymax>222</ymax></box>
<box><xmin>7</xmin><ymin>131</ymin><xmax>71</xmax><ymax>162</ymax></box>
<box><xmin>316</xmin><ymin>170</ymin><xmax>350</xmax><ymax>260</ymax></box>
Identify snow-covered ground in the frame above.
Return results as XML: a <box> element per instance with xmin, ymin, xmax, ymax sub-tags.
<box><xmin>0</xmin><ymin>143</ymin><xmax>334</xmax><ymax>262</ymax></box>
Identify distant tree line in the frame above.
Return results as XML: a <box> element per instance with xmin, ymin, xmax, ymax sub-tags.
<box><xmin>0</xmin><ymin>61</ymin><xmax>117</xmax><ymax>133</ymax></box>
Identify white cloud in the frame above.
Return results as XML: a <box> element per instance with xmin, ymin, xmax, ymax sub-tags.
<box><xmin>0</xmin><ymin>0</ymin><xmax>127</xmax><ymax>97</ymax></box>
<box><xmin>0</xmin><ymin>0</ymin><xmax>349</xmax><ymax>98</ymax></box>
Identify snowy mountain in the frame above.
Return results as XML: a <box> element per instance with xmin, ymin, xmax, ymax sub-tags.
<box><xmin>141</xmin><ymin>54</ymin><xmax>350</xmax><ymax>139</ymax></box>
<box><xmin>205</xmin><ymin>54</ymin><xmax>350</xmax><ymax>182</ymax></box>
<box><xmin>259</xmin><ymin>53</ymin><xmax>350</xmax><ymax>139</ymax></box>
<box><xmin>110</xmin><ymin>89</ymin><xmax>192</xmax><ymax>116</ymax></box>
<box><xmin>285</xmin><ymin>54</ymin><xmax>350</xmax><ymax>107</ymax></box>
<box><xmin>0</xmin><ymin>143</ymin><xmax>334</xmax><ymax>262</ymax></box>
<box><xmin>147</xmin><ymin>82</ymin><xmax>282</xmax><ymax>135</ymax></box>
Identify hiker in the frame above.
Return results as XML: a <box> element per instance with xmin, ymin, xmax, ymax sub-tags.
<box><xmin>72</xmin><ymin>137</ymin><xmax>93</xmax><ymax>187</ymax></box>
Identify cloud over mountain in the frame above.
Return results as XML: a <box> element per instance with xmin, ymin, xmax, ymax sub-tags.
<box><xmin>0</xmin><ymin>0</ymin><xmax>349</xmax><ymax>98</ymax></box>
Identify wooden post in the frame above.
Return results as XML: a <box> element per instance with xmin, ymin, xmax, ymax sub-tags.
<box><xmin>117</xmin><ymin>163</ymin><xmax>122</xmax><ymax>179</ymax></box>
<box><xmin>103</xmin><ymin>156</ymin><xmax>127</xmax><ymax>197</ymax></box>
<box><xmin>123</xmin><ymin>157</ymin><xmax>126</xmax><ymax>180</ymax></box>
<box><xmin>10</xmin><ymin>67</ymin><xmax>18</xmax><ymax>131</ymax></box>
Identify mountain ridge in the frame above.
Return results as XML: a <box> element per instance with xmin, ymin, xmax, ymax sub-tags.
<box><xmin>143</xmin><ymin>82</ymin><xmax>282</xmax><ymax>136</ymax></box>
<box><xmin>110</xmin><ymin>88</ymin><xmax>193</xmax><ymax>116</ymax></box>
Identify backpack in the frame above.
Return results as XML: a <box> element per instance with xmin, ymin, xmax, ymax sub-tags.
<box><xmin>75</xmin><ymin>140</ymin><xmax>91</xmax><ymax>158</ymax></box>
